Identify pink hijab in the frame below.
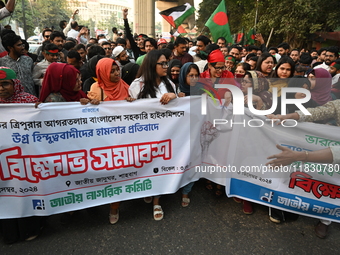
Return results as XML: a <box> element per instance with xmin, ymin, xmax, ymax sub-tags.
<box><xmin>310</xmin><ymin>68</ymin><xmax>332</xmax><ymax>106</ymax></box>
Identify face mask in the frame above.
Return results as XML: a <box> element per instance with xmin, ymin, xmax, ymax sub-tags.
<box><xmin>235</xmin><ymin>73</ymin><xmax>245</xmax><ymax>79</ymax></box>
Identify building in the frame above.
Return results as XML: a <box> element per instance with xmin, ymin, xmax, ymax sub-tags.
<box><xmin>67</xmin><ymin>0</ymin><xmax>132</xmax><ymax>28</ymax></box>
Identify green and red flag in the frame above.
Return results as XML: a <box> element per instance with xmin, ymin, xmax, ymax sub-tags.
<box><xmin>205</xmin><ymin>0</ymin><xmax>232</xmax><ymax>43</ymax></box>
<box><xmin>159</xmin><ymin>3</ymin><xmax>195</xmax><ymax>28</ymax></box>
<box><xmin>236</xmin><ymin>27</ymin><xmax>244</xmax><ymax>45</ymax></box>
<box><xmin>246</xmin><ymin>28</ymin><xmax>256</xmax><ymax>45</ymax></box>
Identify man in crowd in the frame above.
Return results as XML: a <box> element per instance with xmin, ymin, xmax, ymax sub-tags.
<box><xmin>112</xmin><ymin>27</ymin><xmax>119</xmax><ymax>42</ymax></box>
<box><xmin>62</xmin><ymin>9</ymin><xmax>79</xmax><ymax>36</ymax></box>
<box><xmin>136</xmin><ymin>38</ymin><xmax>157</xmax><ymax>65</ymax></box>
<box><xmin>36</xmin><ymin>28</ymin><xmax>53</xmax><ymax>62</ymax></box>
<box><xmin>229</xmin><ymin>45</ymin><xmax>242</xmax><ymax>63</ymax></box>
<box><xmin>277</xmin><ymin>42</ymin><xmax>290</xmax><ymax>56</ymax></box>
<box><xmin>0</xmin><ymin>33</ymin><xmax>36</xmax><ymax>96</ymax></box>
<box><xmin>315</xmin><ymin>46</ymin><xmax>339</xmax><ymax>71</ymax></box>
<box><xmin>171</xmin><ymin>36</ymin><xmax>193</xmax><ymax>65</ymax></box>
<box><xmin>196</xmin><ymin>35</ymin><xmax>211</xmax><ymax>52</ymax></box>
<box><xmin>33</xmin><ymin>43</ymin><xmax>59</xmax><ymax>89</ymax></box>
<box><xmin>49</xmin><ymin>31</ymin><xmax>68</xmax><ymax>63</ymax></box>
<box><xmin>290</xmin><ymin>49</ymin><xmax>300</xmax><ymax>64</ymax></box>
<box><xmin>75</xmin><ymin>43</ymin><xmax>87</xmax><ymax>63</ymax></box>
<box><xmin>220</xmin><ymin>46</ymin><xmax>228</xmax><ymax>57</ymax></box>
<box><xmin>67</xmin><ymin>50</ymin><xmax>83</xmax><ymax>70</ymax></box>
<box><xmin>112</xmin><ymin>46</ymin><xmax>129</xmax><ymax>74</ymax></box>
<box><xmin>67</xmin><ymin>21</ymin><xmax>89</xmax><ymax>44</ymax></box>
<box><xmin>329</xmin><ymin>59</ymin><xmax>340</xmax><ymax>85</ymax></box>
<box><xmin>101</xmin><ymin>41</ymin><xmax>113</xmax><ymax>58</ymax></box>
<box><xmin>216</xmin><ymin>37</ymin><xmax>226</xmax><ymax>48</ymax></box>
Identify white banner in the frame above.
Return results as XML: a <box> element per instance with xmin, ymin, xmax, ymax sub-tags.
<box><xmin>1</xmin><ymin>96</ymin><xmax>340</xmax><ymax>223</ymax></box>
<box><xmin>0</xmin><ymin>97</ymin><xmax>202</xmax><ymax>218</ymax></box>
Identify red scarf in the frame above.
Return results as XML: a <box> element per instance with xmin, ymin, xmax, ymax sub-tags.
<box><xmin>96</xmin><ymin>58</ymin><xmax>129</xmax><ymax>101</ymax></box>
<box><xmin>0</xmin><ymin>79</ymin><xmax>38</xmax><ymax>103</ymax></box>
<box><xmin>40</xmin><ymin>63</ymin><xmax>87</xmax><ymax>102</ymax></box>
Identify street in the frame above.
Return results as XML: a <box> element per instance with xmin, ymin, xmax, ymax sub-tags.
<box><xmin>1</xmin><ymin>179</ymin><xmax>339</xmax><ymax>255</ymax></box>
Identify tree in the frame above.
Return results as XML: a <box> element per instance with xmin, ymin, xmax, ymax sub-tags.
<box><xmin>197</xmin><ymin>0</ymin><xmax>340</xmax><ymax>48</ymax></box>
<box><xmin>32</xmin><ymin>0</ymin><xmax>71</xmax><ymax>30</ymax></box>
<box><xmin>5</xmin><ymin>0</ymin><xmax>37</xmax><ymax>37</ymax></box>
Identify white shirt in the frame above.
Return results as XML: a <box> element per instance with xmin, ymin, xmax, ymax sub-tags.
<box><xmin>332</xmin><ymin>73</ymin><xmax>340</xmax><ymax>85</ymax></box>
<box><xmin>0</xmin><ymin>7</ymin><xmax>10</xmax><ymax>20</ymax></box>
<box><xmin>129</xmin><ymin>77</ymin><xmax>176</xmax><ymax>99</ymax></box>
<box><xmin>67</xmin><ymin>29</ymin><xmax>87</xmax><ymax>44</ymax></box>
<box><xmin>314</xmin><ymin>62</ymin><xmax>330</xmax><ymax>71</ymax></box>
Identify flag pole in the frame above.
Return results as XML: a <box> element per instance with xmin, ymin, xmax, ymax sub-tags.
<box><xmin>266</xmin><ymin>28</ymin><xmax>274</xmax><ymax>48</ymax></box>
<box><xmin>254</xmin><ymin>0</ymin><xmax>259</xmax><ymax>30</ymax></box>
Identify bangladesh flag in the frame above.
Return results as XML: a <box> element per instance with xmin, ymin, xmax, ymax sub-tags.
<box><xmin>205</xmin><ymin>0</ymin><xmax>232</xmax><ymax>43</ymax></box>
<box><xmin>159</xmin><ymin>3</ymin><xmax>195</xmax><ymax>28</ymax></box>
<box><xmin>236</xmin><ymin>27</ymin><xmax>244</xmax><ymax>45</ymax></box>
<box><xmin>246</xmin><ymin>28</ymin><xmax>256</xmax><ymax>45</ymax></box>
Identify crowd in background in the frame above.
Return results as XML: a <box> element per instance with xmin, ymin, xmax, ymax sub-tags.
<box><xmin>1</xmin><ymin>4</ymin><xmax>340</xmax><ymax>244</ymax></box>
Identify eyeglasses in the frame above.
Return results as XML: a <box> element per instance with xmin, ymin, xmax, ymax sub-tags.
<box><xmin>103</xmin><ymin>48</ymin><xmax>112</xmax><ymax>51</ymax></box>
<box><xmin>213</xmin><ymin>66</ymin><xmax>226</xmax><ymax>71</ymax></box>
<box><xmin>0</xmin><ymin>81</ymin><xmax>13</xmax><ymax>89</ymax></box>
<box><xmin>156</xmin><ymin>62</ymin><xmax>169</xmax><ymax>68</ymax></box>
<box><xmin>44</xmin><ymin>35</ymin><xmax>50</xmax><ymax>39</ymax></box>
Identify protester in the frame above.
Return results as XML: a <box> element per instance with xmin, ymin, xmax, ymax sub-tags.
<box><xmin>129</xmin><ymin>50</ymin><xmax>177</xmax><ymax>220</ymax></box>
<box><xmin>121</xmin><ymin>62</ymin><xmax>139</xmax><ymax>85</ymax></box>
<box><xmin>167</xmin><ymin>59</ymin><xmax>182</xmax><ymax>90</ymax></box>
<box><xmin>268</xmin><ymin>56</ymin><xmax>295</xmax><ymax>114</ymax></box>
<box><xmin>171</xmin><ymin>36</ymin><xmax>193</xmax><ymax>65</ymax></box>
<box><xmin>33</xmin><ymin>42</ymin><xmax>59</xmax><ymax>89</ymax></box>
<box><xmin>308</xmin><ymin>68</ymin><xmax>332</xmax><ymax>106</ymax></box>
<box><xmin>0</xmin><ymin>33</ymin><xmax>36</xmax><ymax>96</ymax></box>
<box><xmin>255</xmin><ymin>52</ymin><xmax>275</xmax><ymax>77</ymax></box>
<box><xmin>39</xmin><ymin>63</ymin><xmax>89</xmax><ymax>103</ymax></box>
<box><xmin>82</xmin><ymin>55</ymin><xmax>105</xmax><ymax>93</ymax></box>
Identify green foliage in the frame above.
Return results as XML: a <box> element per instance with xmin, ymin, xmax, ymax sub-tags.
<box><xmin>8</xmin><ymin>0</ymin><xmax>71</xmax><ymax>36</ymax></box>
<box><xmin>4</xmin><ymin>0</ymin><xmax>37</xmax><ymax>36</ymax></box>
<box><xmin>33</xmin><ymin>0</ymin><xmax>71</xmax><ymax>29</ymax></box>
<box><xmin>197</xmin><ymin>0</ymin><xmax>340</xmax><ymax>48</ymax></box>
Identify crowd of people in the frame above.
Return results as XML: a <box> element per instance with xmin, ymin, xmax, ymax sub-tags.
<box><xmin>0</xmin><ymin>3</ymin><xmax>340</xmax><ymax>244</ymax></box>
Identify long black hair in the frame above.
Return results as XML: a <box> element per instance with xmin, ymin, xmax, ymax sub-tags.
<box><xmin>255</xmin><ymin>52</ymin><xmax>276</xmax><ymax>74</ymax></box>
<box><xmin>136</xmin><ymin>50</ymin><xmax>176</xmax><ymax>98</ymax></box>
<box><xmin>271</xmin><ymin>56</ymin><xmax>295</xmax><ymax>78</ymax></box>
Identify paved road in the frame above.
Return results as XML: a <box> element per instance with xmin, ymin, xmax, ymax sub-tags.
<box><xmin>1</xmin><ymin>179</ymin><xmax>339</xmax><ymax>255</ymax></box>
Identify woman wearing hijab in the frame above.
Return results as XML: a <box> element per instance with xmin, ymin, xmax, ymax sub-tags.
<box><xmin>177</xmin><ymin>62</ymin><xmax>201</xmax><ymax>206</ymax></box>
<box><xmin>82</xmin><ymin>55</ymin><xmax>105</xmax><ymax>93</ymax></box>
<box><xmin>87</xmin><ymin>58</ymin><xmax>129</xmax><ymax>102</ymax></box>
<box><xmin>241</xmin><ymin>70</ymin><xmax>272</xmax><ymax>110</ymax></box>
<box><xmin>200</xmin><ymin>49</ymin><xmax>235</xmax><ymax>99</ymax></box>
<box><xmin>167</xmin><ymin>59</ymin><xmax>182</xmax><ymax>90</ymax></box>
<box><xmin>0</xmin><ymin>68</ymin><xmax>38</xmax><ymax>103</ymax></box>
<box><xmin>0</xmin><ymin>67</ymin><xmax>43</xmax><ymax>244</ymax></box>
<box><xmin>40</xmin><ymin>63</ymin><xmax>88</xmax><ymax>103</ymax></box>
<box><xmin>87</xmin><ymin>58</ymin><xmax>130</xmax><ymax>225</ymax></box>
<box><xmin>178</xmin><ymin>62</ymin><xmax>201</xmax><ymax>97</ymax></box>
<box><xmin>200</xmin><ymin>48</ymin><xmax>235</xmax><ymax>197</ymax></box>
<box><xmin>308</xmin><ymin>68</ymin><xmax>332</xmax><ymax>106</ymax></box>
